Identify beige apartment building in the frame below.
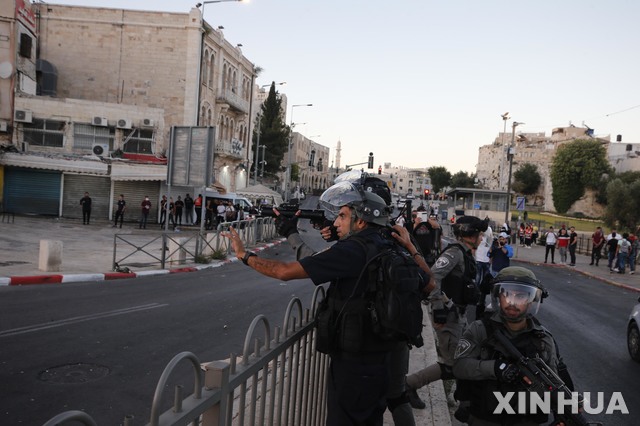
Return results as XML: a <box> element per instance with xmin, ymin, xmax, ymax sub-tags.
<box><xmin>476</xmin><ymin>125</ymin><xmax>611</xmax><ymax>212</ymax></box>
<box><xmin>0</xmin><ymin>1</ymin><xmax>257</xmax><ymax>220</ymax></box>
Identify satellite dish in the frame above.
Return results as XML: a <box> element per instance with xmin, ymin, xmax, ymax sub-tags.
<box><xmin>0</xmin><ymin>62</ymin><xmax>13</xmax><ymax>79</ymax></box>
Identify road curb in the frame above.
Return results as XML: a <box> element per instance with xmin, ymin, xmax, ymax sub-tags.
<box><xmin>0</xmin><ymin>238</ymin><xmax>286</xmax><ymax>286</ymax></box>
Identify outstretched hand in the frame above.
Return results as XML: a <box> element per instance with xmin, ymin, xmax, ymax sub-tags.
<box><xmin>221</xmin><ymin>226</ymin><xmax>245</xmax><ymax>258</ymax></box>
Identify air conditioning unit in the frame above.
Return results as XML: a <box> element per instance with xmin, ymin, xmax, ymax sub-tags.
<box><xmin>93</xmin><ymin>116</ymin><xmax>108</xmax><ymax>127</ymax></box>
<box><xmin>117</xmin><ymin>118</ymin><xmax>132</xmax><ymax>129</ymax></box>
<box><xmin>141</xmin><ymin>118</ymin><xmax>154</xmax><ymax>127</ymax></box>
<box><xmin>14</xmin><ymin>109</ymin><xmax>33</xmax><ymax>123</ymax></box>
<box><xmin>0</xmin><ymin>121</ymin><xmax>7</xmax><ymax>132</ymax></box>
<box><xmin>92</xmin><ymin>142</ymin><xmax>110</xmax><ymax>156</ymax></box>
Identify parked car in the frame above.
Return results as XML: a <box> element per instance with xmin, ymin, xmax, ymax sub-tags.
<box><xmin>628</xmin><ymin>296</ymin><xmax>640</xmax><ymax>362</ymax></box>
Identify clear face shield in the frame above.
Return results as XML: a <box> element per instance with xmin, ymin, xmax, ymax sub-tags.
<box><xmin>318</xmin><ymin>181</ymin><xmax>361</xmax><ymax>222</ymax></box>
<box><xmin>491</xmin><ymin>282</ymin><xmax>543</xmax><ymax>322</ymax></box>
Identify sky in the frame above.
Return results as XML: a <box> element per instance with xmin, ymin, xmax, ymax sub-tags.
<box><xmin>52</xmin><ymin>1</ymin><xmax>640</xmax><ymax>174</ymax></box>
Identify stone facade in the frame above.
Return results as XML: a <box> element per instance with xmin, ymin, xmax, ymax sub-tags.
<box><xmin>476</xmin><ymin>126</ymin><xmax>611</xmax><ymax>212</ymax></box>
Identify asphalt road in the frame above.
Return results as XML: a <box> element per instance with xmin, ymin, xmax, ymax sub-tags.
<box><xmin>0</xmin><ymin>247</ymin><xmax>316</xmax><ymax>425</ymax></box>
<box><xmin>520</xmin><ymin>262</ymin><xmax>640</xmax><ymax>426</ymax></box>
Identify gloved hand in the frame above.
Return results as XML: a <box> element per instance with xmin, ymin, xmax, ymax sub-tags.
<box><xmin>494</xmin><ymin>361</ymin><xmax>521</xmax><ymax>383</ymax></box>
<box><xmin>432</xmin><ymin>308</ymin><xmax>448</xmax><ymax>324</ymax></box>
<box><xmin>275</xmin><ymin>214</ymin><xmax>299</xmax><ymax>238</ymax></box>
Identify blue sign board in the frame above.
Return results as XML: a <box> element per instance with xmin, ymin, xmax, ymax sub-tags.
<box><xmin>516</xmin><ymin>196</ymin><xmax>526</xmax><ymax>211</ymax></box>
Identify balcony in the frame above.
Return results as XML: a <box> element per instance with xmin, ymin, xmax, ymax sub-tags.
<box><xmin>214</xmin><ymin>138</ymin><xmax>244</xmax><ymax>159</ymax></box>
<box><xmin>216</xmin><ymin>88</ymin><xmax>249</xmax><ymax>113</ymax></box>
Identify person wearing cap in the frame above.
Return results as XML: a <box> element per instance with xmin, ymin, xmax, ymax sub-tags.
<box><xmin>452</xmin><ymin>266</ymin><xmax>576</xmax><ymax>425</ymax></box>
<box><xmin>223</xmin><ymin>180</ymin><xmax>432</xmax><ymax>426</ymax></box>
<box><xmin>406</xmin><ymin>215</ymin><xmax>488</xmax><ymax>409</ymax></box>
<box><xmin>489</xmin><ymin>232</ymin><xmax>513</xmax><ymax>276</ymax></box>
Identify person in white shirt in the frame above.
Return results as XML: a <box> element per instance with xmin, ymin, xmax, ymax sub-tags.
<box><xmin>544</xmin><ymin>226</ymin><xmax>558</xmax><ymax>264</ymax></box>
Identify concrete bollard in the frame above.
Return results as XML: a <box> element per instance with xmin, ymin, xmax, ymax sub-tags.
<box><xmin>39</xmin><ymin>240</ymin><xmax>63</xmax><ymax>272</ymax></box>
<box><xmin>168</xmin><ymin>237</ymin><xmax>187</xmax><ymax>265</ymax></box>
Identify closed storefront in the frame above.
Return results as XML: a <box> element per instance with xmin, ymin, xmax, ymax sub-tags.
<box><xmin>62</xmin><ymin>174</ymin><xmax>111</xmax><ymax>220</ymax></box>
<box><xmin>3</xmin><ymin>167</ymin><xmax>61</xmax><ymax>215</ymax></box>
<box><xmin>112</xmin><ymin>180</ymin><xmax>161</xmax><ymax>224</ymax></box>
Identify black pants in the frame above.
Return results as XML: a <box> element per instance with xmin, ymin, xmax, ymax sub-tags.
<box><xmin>327</xmin><ymin>355</ymin><xmax>388</xmax><ymax>426</ymax></box>
<box><xmin>569</xmin><ymin>245</ymin><xmax>576</xmax><ymax>265</ymax></box>
<box><xmin>195</xmin><ymin>207</ymin><xmax>202</xmax><ymax>224</ymax></box>
<box><xmin>591</xmin><ymin>244</ymin><xmax>602</xmax><ymax>264</ymax></box>
<box><xmin>82</xmin><ymin>210</ymin><xmax>91</xmax><ymax>224</ymax></box>
<box><xmin>114</xmin><ymin>210</ymin><xmax>124</xmax><ymax>227</ymax></box>
<box><xmin>545</xmin><ymin>245</ymin><xmax>555</xmax><ymax>262</ymax></box>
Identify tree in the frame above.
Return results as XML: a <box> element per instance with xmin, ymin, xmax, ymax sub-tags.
<box><xmin>253</xmin><ymin>83</ymin><xmax>289</xmax><ymax>179</ymax></box>
<box><xmin>427</xmin><ymin>166</ymin><xmax>451</xmax><ymax>194</ymax></box>
<box><xmin>604</xmin><ymin>178</ymin><xmax>640</xmax><ymax>231</ymax></box>
<box><xmin>512</xmin><ymin>163</ymin><xmax>542</xmax><ymax>197</ymax></box>
<box><xmin>550</xmin><ymin>139</ymin><xmax>611</xmax><ymax>214</ymax></box>
<box><xmin>450</xmin><ymin>171</ymin><xmax>476</xmax><ymax>189</ymax></box>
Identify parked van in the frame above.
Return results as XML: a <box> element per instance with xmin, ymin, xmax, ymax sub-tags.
<box><xmin>204</xmin><ymin>189</ymin><xmax>253</xmax><ymax>212</ymax></box>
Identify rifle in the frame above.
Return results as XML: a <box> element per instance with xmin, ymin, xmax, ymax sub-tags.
<box><xmin>258</xmin><ymin>203</ymin><xmax>326</xmax><ymax>222</ymax></box>
<box><xmin>493</xmin><ymin>328</ymin><xmax>602</xmax><ymax>426</ymax></box>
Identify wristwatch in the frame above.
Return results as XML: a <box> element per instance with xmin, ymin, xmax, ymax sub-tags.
<box><xmin>241</xmin><ymin>251</ymin><xmax>257</xmax><ymax>266</ymax></box>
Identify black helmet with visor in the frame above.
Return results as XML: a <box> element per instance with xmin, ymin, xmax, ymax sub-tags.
<box><xmin>490</xmin><ymin>266</ymin><xmax>548</xmax><ymax>322</ymax></box>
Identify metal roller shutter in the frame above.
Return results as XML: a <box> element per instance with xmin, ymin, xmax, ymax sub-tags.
<box><xmin>113</xmin><ymin>181</ymin><xmax>161</xmax><ymax>224</ymax></box>
<box><xmin>3</xmin><ymin>168</ymin><xmax>61</xmax><ymax>215</ymax></box>
<box><xmin>62</xmin><ymin>174</ymin><xmax>111</xmax><ymax>220</ymax></box>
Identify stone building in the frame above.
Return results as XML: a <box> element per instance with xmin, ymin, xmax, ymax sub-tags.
<box><xmin>289</xmin><ymin>132</ymin><xmax>330</xmax><ymax>194</ymax></box>
<box><xmin>0</xmin><ymin>1</ymin><xmax>258</xmax><ymax>220</ymax></box>
<box><xmin>476</xmin><ymin>125</ymin><xmax>610</xmax><ymax>212</ymax></box>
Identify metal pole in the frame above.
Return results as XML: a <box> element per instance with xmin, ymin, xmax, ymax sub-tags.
<box><xmin>253</xmin><ymin>114</ymin><xmax>261</xmax><ymax>185</ymax></box>
<box><xmin>504</xmin><ymin>121</ymin><xmax>522</xmax><ymax>225</ymax></box>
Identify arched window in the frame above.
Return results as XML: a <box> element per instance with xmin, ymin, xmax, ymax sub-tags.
<box><xmin>202</xmin><ymin>49</ymin><xmax>209</xmax><ymax>85</ymax></box>
<box><xmin>208</xmin><ymin>53</ymin><xmax>215</xmax><ymax>87</ymax></box>
<box><xmin>222</xmin><ymin>63</ymin><xmax>227</xmax><ymax>91</ymax></box>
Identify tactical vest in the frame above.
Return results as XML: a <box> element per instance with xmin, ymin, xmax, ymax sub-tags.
<box><xmin>440</xmin><ymin>243</ymin><xmax>479</xmax><ymax>306</ymax></box>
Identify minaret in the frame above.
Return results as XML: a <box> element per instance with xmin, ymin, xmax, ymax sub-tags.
<box><xmin>335</xmin><ymin>140</ymin><xmax>342</xmax><ymax>170</ymax></box>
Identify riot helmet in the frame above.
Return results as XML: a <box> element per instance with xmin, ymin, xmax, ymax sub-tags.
<box><xmin>452</xmin><ymin>216</ymin><xmax>489</xmax><ymax>238</ymax></box>
<box><xmin>334</xmin><ymin>170</ymin><xmax>392</xmax><ymax>206</ymax></box>
<box><xmin>491</xmin><ymin>266</ymin><xmax>547</xmax><ymax>322</ymax></box>
<box><xmin>318</xmin><ymin>181</ymin><xmax>390</xmax><ymax>227</ymax></box>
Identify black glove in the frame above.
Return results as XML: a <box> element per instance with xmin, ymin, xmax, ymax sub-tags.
<box><xmin>494</xmin><ymin>361</ymin><xmax>521</xmax><ymax>383</ymax></box>
<box><xmin>275</xmin><ymin>215</ymin><xmax>299</xmax><ymax>238</ymax></box>
<box><xmin>432</xmin><ymin>308</ymin><xmax>448</xmax><ymax>324</ymax></box>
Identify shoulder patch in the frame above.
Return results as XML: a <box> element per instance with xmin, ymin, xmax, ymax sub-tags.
<box><xmin>435</xmin><ymin>256</ymin><xmax>450</xmax><ymax>269</ymax></box>
<box><xmin>455</xmin><ymin>338</ymin><xmax>472</xmax><ymax>359</ymax></box>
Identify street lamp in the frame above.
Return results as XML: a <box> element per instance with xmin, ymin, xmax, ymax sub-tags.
<box><xmin>285</xmin><ymin>103</ymin><xmax>313</xmax><ymax>201</ymax></box>
<box><xmin>259</xmin><ymin>145</ymin><xmax>267</xmax><ymax>182</ymax></box>
<box><xmin>261</xmin><ymin>81</ymin><xmax>286</xmax><ymax>89</ymax></box>
<box><xmin>504</xmin><ymin>121</ymin><xmax>524</xmax><ymax>225</ymax></box>
<box><xmin>499</xmin><ymin>112</ymin><xmax>510</xmax><ymax>190</ymax></box>
<box><xmin>252</xmin><ymin>113</ymin><xmax>262</xmax><ymax>185</ymax></box>
<box><xmin>199</xmin><ymin>0</ymin><xmax>244</xmax><ymax>17</ymax></box>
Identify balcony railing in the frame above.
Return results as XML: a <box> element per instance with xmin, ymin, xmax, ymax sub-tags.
<box><xmin>216</xmin><ymin>88</ymin><xmax>249</xmax><ymax>113</ymax></box>
<box><xmin>214</xmin><ymin>138</ymin><xmax>244</xmax><ymax>159</ymax></box>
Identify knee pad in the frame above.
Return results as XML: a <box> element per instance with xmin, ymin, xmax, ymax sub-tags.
<box><xmin>387</xmin><ymin>393</ymin><xmax>410</xmax><ymax>412</ymax></box>
<box><xmin>439</xmin><ymin>363</ymin><xmax>455</xmax><ymax>380</ymax></box>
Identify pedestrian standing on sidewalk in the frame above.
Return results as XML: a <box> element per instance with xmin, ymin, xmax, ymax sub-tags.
<box><xmin>568</xmin><ymin>226</ymin><xmax>578</xmax><ymax>266</ymax></box>
<box><xmin>184</xmin><ymin>194</ymin><xmax>194</xmax><ymax>225</ymax></box>
<box><xmin>174</xmin><ymin>196</ymin><xmax>184</xmax><ymax>226</ymax></box>
<box><xmin>590</xmin><ymin>226</ymin><xmax>605</xmax><ymax>266</ymax></box>
<box><xmin>489</xmin><ymin>232</ymin><xmax>513</xmax><ymax>276</ymax></box>
<box><xmin>80</xmin><ymin>191</ymin><xmax>92</xmax><ymax>225</ymax></box>
<box><xmin>543</xmin><ymin>226</ymin><xmax>557</xmax><ymax>264</ymax></box>
<box><xmin>614</xmin><ymin>233</ymin><xmax>631</xmax><ymax>274</ymax></box>
<box><xmin>113</xmin><ymin>194</ymin><xmax>126</xmax><ymax>228</ymax></box>
<box><xmin>139</xmin><ymin>196</ymin><xmax>151</xmax><ymax>229</ymax></box>
<box><xmin>557</xmin><ymin>228</ymin><xmax>570</xmax><ymax>264</ymax></box>
<box><xmin>194</xmin><ymin>194</ymin><xmax>203</xmax><ymax>225</ymax></box>
<box><xmin>629</xmin><ymin>232</ymin><xmax>638</xmax><ymax>275</ymax></box>
<box><xmin>606</xmin><ymin>230</ymin><xmax>622</xmax><ymax>271</ymax></box>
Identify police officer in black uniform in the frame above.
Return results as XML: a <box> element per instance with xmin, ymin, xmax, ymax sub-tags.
<box><xmin>453</xmin><ymin>266</ymin><xmax>574</xmax><ymax>425</ymax></box>
<box><xmin>405</xmin><ymin>215</ymin><xmax>487</xmax><ymax>408</ymax></box>
<box><xmin>224</xmin><ymin>181</ymin><xmax>428</xmax><ymax>425</ymax></box>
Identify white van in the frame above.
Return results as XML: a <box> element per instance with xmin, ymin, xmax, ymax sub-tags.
<box><xmin>204</xmin><ymin>189</ymin><xmax>253</xmax><ymax>212</ymax></box>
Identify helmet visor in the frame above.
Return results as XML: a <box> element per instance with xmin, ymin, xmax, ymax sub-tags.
<box><xmin>493</xmin><ymin>282</ymin><xmax>543</xmax><ymax>318</ymax></box>
<box><xmin>318</xmin><ymin>181</ymin><xmax>360</xmax><ymax>221</ymax></box>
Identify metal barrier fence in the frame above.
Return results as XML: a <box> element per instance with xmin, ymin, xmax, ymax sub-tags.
<box><xmin>112</xmin><ymin>218</ymin><xmax>277</xmax><ymax>271</ymax></box>
<box><xmin>44</xmin><ymin>288</ymin><xmax>329</xmax><ymax>426</ymax></box>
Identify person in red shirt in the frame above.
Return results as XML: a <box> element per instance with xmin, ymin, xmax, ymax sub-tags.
<box><xmin>590</xmin><ymin>226</ymin><xmax>604</xmax><ymax>266</ymax></box>
<box><xmin>194</xmin><ymin>194</ymin><xmax>203</xmax><ymax>225</ymax></box>
<box><xmin>557</xmin><ymin>228</ymin><xmax>570</xmax><ymax>264</ymax></box>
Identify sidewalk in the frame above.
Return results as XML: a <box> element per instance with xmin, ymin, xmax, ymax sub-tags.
<box><xmin>508</xmin><ymin>241</ymin><xmax>640</xmax><ymax>293</ymax></box>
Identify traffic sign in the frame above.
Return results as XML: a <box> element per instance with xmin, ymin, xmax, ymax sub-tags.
<box><xmin>516</xmin><ymin>196</ymin><xmax>526</xmax><ymax>211</ymax></box>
